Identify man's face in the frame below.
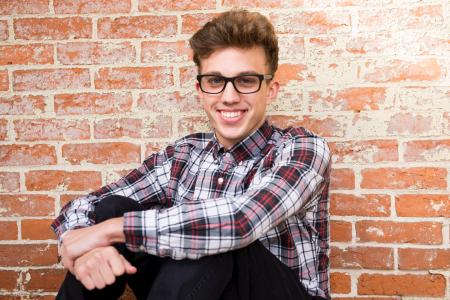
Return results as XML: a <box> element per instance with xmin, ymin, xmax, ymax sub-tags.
<box><xmin>196</xmin><ymin>46</ymin><xmax>279</xmax><ymax>149</ymax></box>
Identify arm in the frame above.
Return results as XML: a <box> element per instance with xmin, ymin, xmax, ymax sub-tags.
<box><xmin>123</xmin><ymin>136</ymin><xmax>331</xmax><ymax>259</ymax></box>
<box><xmin>51</xmin><ymin>146</ymin><xmax>174</xmax><ymax>266</ymax></box>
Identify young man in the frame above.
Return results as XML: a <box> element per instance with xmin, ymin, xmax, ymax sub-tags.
<box><xmin>52</xmin><ymin>9</ymin><xmax>331</xmax><ymax>300</ymax></box>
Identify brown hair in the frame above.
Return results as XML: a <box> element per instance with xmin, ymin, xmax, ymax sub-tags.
<box><xmin>189</xmin><ymin>10</ymin><xmax>279</xmax><ymax>75</ymax></box>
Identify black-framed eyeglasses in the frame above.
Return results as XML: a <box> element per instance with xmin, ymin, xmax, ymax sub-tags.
<box><xmin>196</xmin><ymin>74</ymin><xmax>273</xmax><ymax>94</ymax></box>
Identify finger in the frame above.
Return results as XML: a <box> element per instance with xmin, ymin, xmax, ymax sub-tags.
<box><xmin>98</xmin><ymin>260</ymin><xmax>116</xmax><ymax>286</ymax></box>
<box><xmin>80</xmin><ymin>275</ymin><xmax>95</xmax><ymax>291</ymax></box>
<box><xmin>91</xmin><ymin>266</ymin><xmax>107</xmax><ymax>290</ymax></box>
<box><xmin>120</xmin><ymin>255</ymin><xmax>137</xmax><ymax>274</ymax></box>
<box><xmin>108</xmin><ymin>251</ymin><xmax>126</xmax><ymax>277</ymax></box>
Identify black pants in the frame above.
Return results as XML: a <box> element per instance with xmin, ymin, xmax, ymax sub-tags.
<box><xmin>56</xmin><ymin>195</ymin><xmax>320</xmax><ymax>300</ymax></box>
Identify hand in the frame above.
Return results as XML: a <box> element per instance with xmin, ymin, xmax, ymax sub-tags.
<box><xmin>73</xmin><ymin>246</ymin><xmax>137</xmax><ymax>290</ymax></box>
<box><xmin>59</xmin><ymin>217</ymin><xmax>125</xmax><ymax>270</ymax></box>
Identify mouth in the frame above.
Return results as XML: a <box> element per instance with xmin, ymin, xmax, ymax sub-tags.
<box><xmin>217</xmin><ymin>109</ymin><xmax>247</xmax><ymax>122</ymax></box>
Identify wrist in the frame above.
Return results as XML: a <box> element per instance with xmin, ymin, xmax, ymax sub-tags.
<box><xmin>102</xmin><ymin>217</ymin><xmax>125</xmax><ymax>244</ymax></box>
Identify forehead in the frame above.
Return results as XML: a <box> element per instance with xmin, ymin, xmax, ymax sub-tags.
<box><xmin>199</xmin><ymin>46</ymin><xmax>268</xmax><ymax>75</ymax></box>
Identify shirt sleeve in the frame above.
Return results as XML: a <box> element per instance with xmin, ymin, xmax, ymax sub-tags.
<box><xmin>123</xmin><ymin>135</ymin><xmax>331</xmax><ymax>259</ymax></box>
<box><xmin>50</xmin><ymin>146</ymin><xmax>174</xmax><ymax>241</ymax></box>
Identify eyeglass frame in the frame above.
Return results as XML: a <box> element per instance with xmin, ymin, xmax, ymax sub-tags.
<box><xmin>196</xmin><ymin>74</ymin><xmax>273</xmax><ymax>94</ymax></box>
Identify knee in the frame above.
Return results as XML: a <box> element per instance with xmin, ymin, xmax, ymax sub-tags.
<box><xmin>94</xmin><ymin>195</ymin><xmax>144</xmax><ymax>223</ymax></box>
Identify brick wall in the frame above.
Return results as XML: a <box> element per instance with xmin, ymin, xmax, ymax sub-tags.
<box><xmin>0</xmin><ymin>0</ymin><xmax>449</xmax><ymax>299</ymax></box>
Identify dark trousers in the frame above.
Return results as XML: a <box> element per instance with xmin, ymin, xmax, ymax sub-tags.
<box><xmin>56</xmin><ymin>195</ymin><xmax>321</xmax><ymax>300</ymax></box>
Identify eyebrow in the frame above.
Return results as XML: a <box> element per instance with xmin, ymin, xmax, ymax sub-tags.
<box><xmin>201</xmin><ymin>71</ymin><xmax>261</xmax><ymax>76</ymax></box>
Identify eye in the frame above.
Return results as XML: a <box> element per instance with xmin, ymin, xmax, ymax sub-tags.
<box><xmin>236</xmin><ymin>76</ymin><xmax>258</xmax><ymax>86</ymax></box>
<box><xmin>206</xmin><ymin>76</ymin><xmax>224</xmax><ymax>86</ymax></box>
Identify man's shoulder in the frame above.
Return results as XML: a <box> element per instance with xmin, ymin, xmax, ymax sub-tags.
<box><xmin>273</xmin><ymin>125</ymin><xmax>328</xmax><ymax>146</ymax></box>
<box><xmin>172</xmin><ymin>132</ymin><xmax>214</xmax><ymax>150</ymax></box>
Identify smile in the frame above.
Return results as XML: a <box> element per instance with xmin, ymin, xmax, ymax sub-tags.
<box><xmin>217</xmin><ymin>110</ymin><xmax>247</xmax><ymax>123</ymax></box>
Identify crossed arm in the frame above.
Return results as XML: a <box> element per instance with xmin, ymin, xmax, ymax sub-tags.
<box><xmin>58</xmin><ymin>217</ymin><xmax>135</xmax><ymax>290</ymax></box>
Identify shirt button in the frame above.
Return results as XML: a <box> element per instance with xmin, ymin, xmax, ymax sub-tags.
<box><xmin>238</xmin><ymin>161</ymin><xmax>243</xmax><ymax>166</ymax></box>
<box><xmin>139</xmin><ymin>245</ymin><xmax>146</xmax><ymax>251</ymax></box>
<box><xmin>218</xmin><ymin>177</ymin><xmax>224</xmax><ymax>184</ymax></box>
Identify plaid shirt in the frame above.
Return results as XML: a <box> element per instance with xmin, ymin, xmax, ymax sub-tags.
<box><xmin>51</xmin><ymin>121</ymin><xmax>331</xmax><ymax>299</ymax></box>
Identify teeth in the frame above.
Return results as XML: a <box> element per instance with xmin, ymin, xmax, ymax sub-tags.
<box><xmin>221</xmin><ymin>111</ymin><xmax>242</xmax><ymax>119</ymax></box>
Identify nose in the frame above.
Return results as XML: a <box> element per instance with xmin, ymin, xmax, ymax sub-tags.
<box><xmin>220</xmin><ymin>81</ymin><xmax>240</xmax><ymax>104</ymax></box>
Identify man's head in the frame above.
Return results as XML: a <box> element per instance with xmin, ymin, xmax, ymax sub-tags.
<box><xmin>189</xmin><ymin>9</ymin><xmax>279</xmax><ymax>75</ymax></box>
<box><xmin>190</xmin><ymin>10</ymin><xmax>280</xmax><ymax>149</ymax></box>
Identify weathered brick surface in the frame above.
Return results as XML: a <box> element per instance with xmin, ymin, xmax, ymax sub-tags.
<box><xmin>0</xmin><ymin>1</ymin><xmax>448</xmax><ymax>298</ymax></box>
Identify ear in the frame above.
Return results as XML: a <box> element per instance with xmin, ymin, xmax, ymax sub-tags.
<box><xmin>195</xmin><ymin>81</ymin><xmax>204</xmax><ymax>101</ymax></box>
<box><xmin>266</xmin><ymin>80</ymin><xmax>280</xmax><ymax>104</ymax></box>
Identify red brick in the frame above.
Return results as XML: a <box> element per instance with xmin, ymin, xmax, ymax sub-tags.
<box><xmin>94</xmin><ymin>118</ymin><xmax>142</xmax><ymax>139</ymax></box>
<box><xmin>397</xmin><ymin>86</ymin><xmax>450</xmax><ymax>110</ymax></box>
<box><xmin>0</xmin><ymin>70</ymin><xmax>8</xmax><ymax>91</ymax></box>
<box><xmin>62</xmin><ymin>142</ymin><xmax>140</xmax><ymax>165</ymax></box>
<box><xmin>179</xmin><ymin>65</ymin><xmax>197</xmax><ymax>88</ymax></box>
<box><xmin>14</xmin><ymin>118</ymin><xmax>90</xmax><ymax>141</ymax></box>
<box><xmin>361</xmin><ymin>58</ymin><xmax>442</xmax><ymax>83</ymax></box>
<box><xmin>141</xmin><ymin>41</ymin><xmax>191</xmax><ymax>63</ymax></box>
<box><xmin>0</xmin><ymin>0</ymin><xmax>49</xmax><ymax>14</ymax></box>
<box><xmin>350</xmin><ymin>112</ymin><xmax>440</xmax><ymax>138</ymax></box>
<box><xmin>0</xmin><ymin>20</ymin><xmax>8</xmax><ymax>40</ymax></box>
<box><xmin>98</xmin><ymin>16</ymin><xmax>176</xmax><ymax>39</ymax></box>
<box><xmin>445</xmin><ymin>112</ymin><xmax>450</xmax><ymax>135</ymax></box>
<box><xmin>269</xmin><ymin>115</ymin><xmax>346</xmax><ymax>137</ymax></box>
<box><xmin>0</xmin><ymin>296</ymin><xmax>53</xmax><ymax>300</ymax></box>
<box><xmin>395</xmin><ymin>194</ymin><xmax>449</xmax><ymax>217</ymax></box>
<box><xmin>60</xmin><ymin>193</ymin><xmax>85</xmax><ymax>207</ymax></box>
<box><xmin>54</xmin><ymin>0</ymin><xmax>131</xmax><ymax>13</ymax></box>
<box><xmin>357</xmin><ymin>273</ymin><xmax>446</xmax><ymax>297</ymax></box>
<box><xmin>0</xmin><ymin>270</ymin><xmax>18</xmax><ymax>291</ymax></box>
<box><xmin>0</xmin><ymin>144</ymin><xmax>56</xmax><ymax>166</ymax></box>
<box><xmin>22</xmin><ymin>219</ymin><xmax>54</xmax><ymax>240</ymax></box>
<box><xmin>330</xmin><ymin>220</ymin><xmax>352</xmax><ymax>242</ymax></box>
<box><xmin>271</xmin><ymin>11</ymin><xmax>351</xmax><ymax>34</ymax></box>
<box><xmin>0</xmin><ymin>172</ymin><xmax>20</xmax><ymax>192</ymax></box>
<box><xmin>278</xmin><ymin>36</ymin><xmax>305</xmax><ymax>60</ymax></box>
<box><xmin>0</xmin><ymin>195</ymin><xmax>54</xmax><ymax>217</ymax></box>
<box><xmin>177</xmin><ymin>116</ymin><xmax>210</xmax><ymax>136</ymax></box>
<box><xmin>356</xmin><ymin>221</ymin><xmax>442</xmax><ymax>244</ymax></box>
<box><xmin>137</xmin><ymin>91</ymin><xmax>202</xmax><ymax>113</ymax></box>
<box><xmin>0</xmin><ymin>95</ymin><xmax>45</xmax><ymax>115</ymax></box>
<box><xmin>14</xmin><ymin>17</ymin><xmax>92</xmax><ymax>40</ymax></box>
<box><xmin>361</xmin><ymin>167</ymin><xmax>447</xmax><ymax>189</ymax></box>
<box><xmin>269</xmin><ymin>90</ymin><xmax>304</xmax><ymax>112</ymax></box>
<box><xmin>54</xmin><ymin>92</ymin><xmax>132</xmax><ymax>115</ymax></box>
<box><xmin>139</xmin><ymin>0</ymin><xmax>215</xmax><ymax>11</ymax></box>
<box><xmin>0</xmin><ymin>244</ymin><xmax>57</xmax><ymax>267</ymax></box>
<box><xmin>181</xmin><ymin>13</ymin><xmax>218</xmax><ymax>34</ymax></box>
<box><xmin>13</xmin><ymin>68</ymin><xmax>90</xmax><ymax>91</ymax></box>
<box><xmin>145</xmin><ymin>142</ymin><xmax>166</xmax><ymax>157</ymax></box>
<box><xmin>330</xmin><ymin>194</ymin><xmax>390</xmax><ymax>217</ymax></box>
<box><xmin>331</xmin><ymin>246</ymin><xmax>394</xmax><ymax>269</ymax></box>
<box><xmin>330</xmin><ymin>272</ymin><xmax>351</xmax><ymax>294</ymax></box>
<box><xmin>0</xmin><ymin>119</ymin><xmax>7</xmax><ymax>140</ymax></box>
<box><xmin>330</xmin><ymin>168</ymin><xmax>354</xmax><ymax>190</ymax></box>
<box><xmin>329</xmin><ymin>140</ymin><xmax>398</xmax><ymax>163</ymax></box>
<box><xmin>58</xmin><ymin>42</ymin><xmax>135</xmax><ymax>65</ymax></box>
<box><xmin>404</xmin><ymin>139</ymin><xmax>450</xmax><ymax>162</ymax></box>
<box><xmin>0</xmin><ymin>44</ymin><xmax>53</xmax><ymax>65</ymax></box>
<box><xmin>308</xmin><ymin>87</ymin><xmax>390</xmax><ymax>111</ymax></box>
<box><xmin>95</xmin><ymin>67</ymin><xmax>173</xmax><ymax>89</ymax></box>
<box><xmin>387</xmin><ymin>112</ymin><xmax>438</xmax><ymax>136</ymax></box>
<box><xmin>358</xmin><ymin>5</ymin><xmax>444</xmax><ymax>32</ymax></box>
<box><xmin>22</xmin><ymin>268</ymin><xmax>66</xmax><ymax>292</ymax></box>
<box><xmin>25</xmin><ymin>170</ymin><xmax>101</xmax><ymax>191</ymax></box>
<box><xmin>0</xmin><ymin>221</ymin><xmax>18</xmax><ymax>240</ymax></box>
<box><xmin>143</xmin><ymin>115</ymin><xmax>172</xmax><ymax>138</ymax></box>
<box><xmin>275</xmin><ymin>64</ymin><xmax>308</xmax><ymax>85</ymax></box>
<box><xmin>398</xmin><ymin>248</ymin><xmax>450</xmax><ymax>270</ymax></box>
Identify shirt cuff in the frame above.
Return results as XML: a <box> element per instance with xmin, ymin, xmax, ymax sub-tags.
<box><xmin>123</xmin><ymin>209</ymin><xmax>158</xmax><ymax>254</ymax></box>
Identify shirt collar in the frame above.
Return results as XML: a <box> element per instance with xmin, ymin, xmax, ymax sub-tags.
<box><xmin>207</xmin><ymin>121</ymin><xmax>274</xmax><ymax>163</ymax></box>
